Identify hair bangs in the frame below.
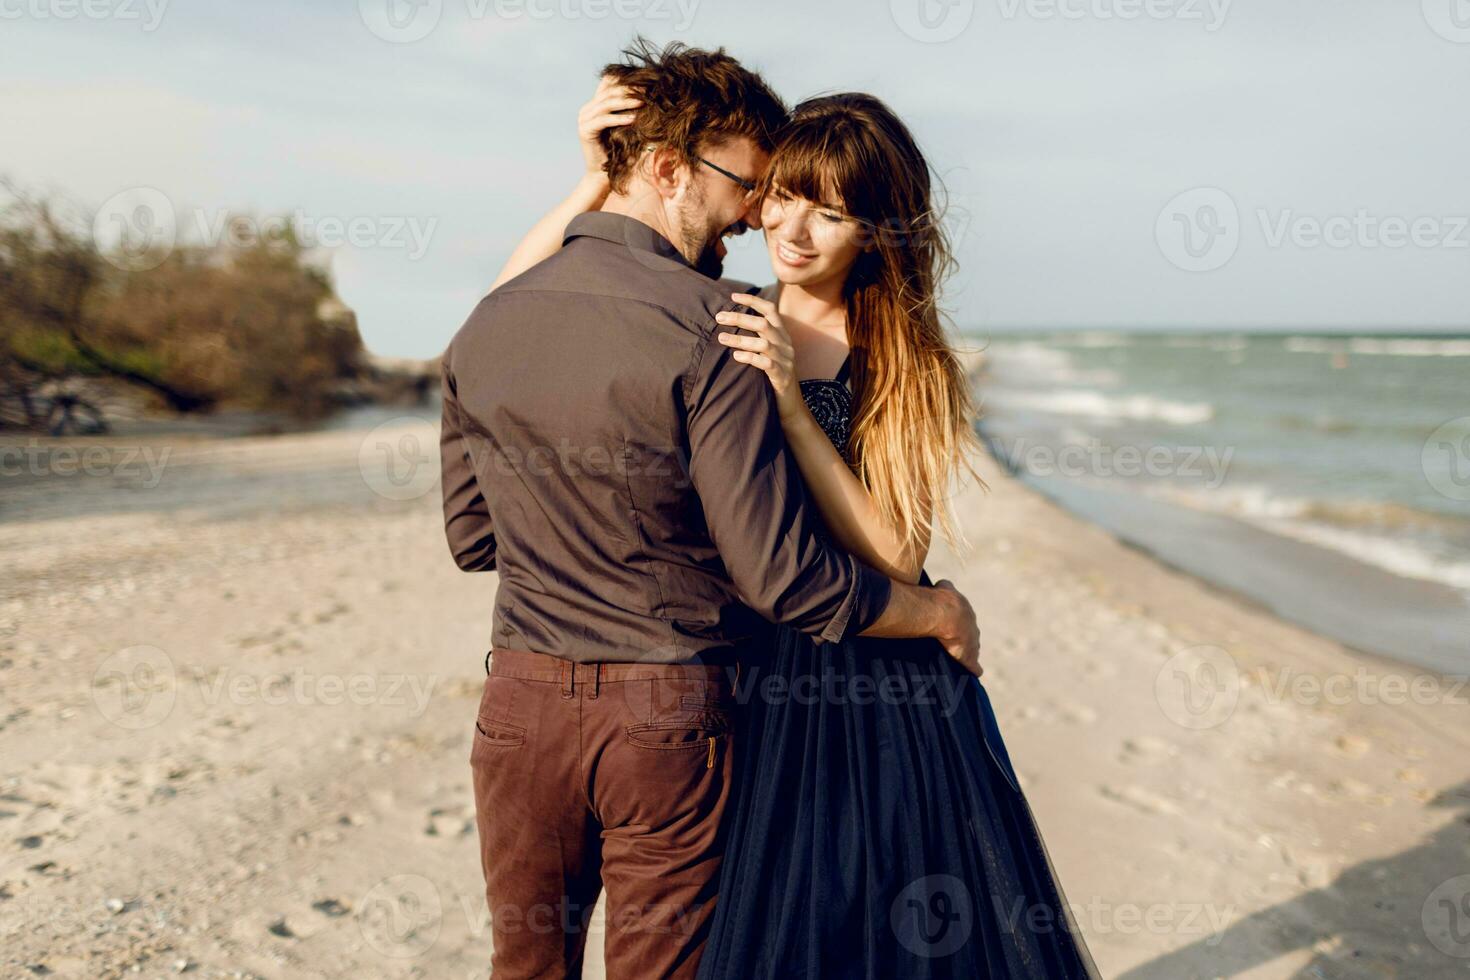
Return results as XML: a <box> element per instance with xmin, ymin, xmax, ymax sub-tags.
<box><xmin>762</xmin><ymin>116</ymin><xmax>876</xmax><ymax>222</ymax></box>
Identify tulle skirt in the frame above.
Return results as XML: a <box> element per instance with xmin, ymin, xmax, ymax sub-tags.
<box><xmin>697</xmin><ymin>619</ymin><xmax>1101</xmax><ymax>979</ymax></box>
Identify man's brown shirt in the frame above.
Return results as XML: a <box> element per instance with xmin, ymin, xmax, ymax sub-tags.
<box><xmin>439</xmin><ymin>212</ymin><xmax>891</xmax><ymax>663</ymax></box>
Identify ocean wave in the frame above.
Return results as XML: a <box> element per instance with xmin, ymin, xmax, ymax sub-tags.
<box><xmin>1155</xmin><ymin>484</ymin><xmax>1470</xmax><ymax>593</ymax></box>
<box><xmin>1265</xmin><ymin>523</ymin><xmax>1470</xmax><ymax>593</ymax></box>
<box><xmin>990</xmin><ymin>389</ymin><xmax>1214</xmax><ymax>426</ymax></box>
<box><xmin>1285</xmin><ymin>336</ymin><xmax>1470</xmax><ymax>357</ymax></box>
<box><xmin>1276</xmin><ymin>413</ymin><xmax>1361</xmax><ymax>435</ymax></box>
<box><xmin>985</xmin><ymin>342</ymin><xmax>1122</xmax><ymax>386</ymax></box>
<box><xmin>1161</xmin><ymin>334</ymin><xmax>1248</xmax><ymax>352</ymax></box>
<box><xmin>1066</xmin><ymin>332</ymin><xmax>1133</xmax><ymax>349</ymax></box>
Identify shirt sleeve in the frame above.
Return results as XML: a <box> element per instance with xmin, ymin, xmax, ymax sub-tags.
<box><xmin>439</xmin><ymin>355</ymin><xmax>498</xmax><ymax>572</ymax></box>
<box><xmin>684</xmin><ymin>322</ymin><xmax>892</xmax><ymax>642</ymax></box>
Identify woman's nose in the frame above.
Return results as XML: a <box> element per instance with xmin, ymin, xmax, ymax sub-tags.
<box><xmin>777</xmin><ymin>208</ymin><xmax>810</xmax><ymax>241</ymax></box>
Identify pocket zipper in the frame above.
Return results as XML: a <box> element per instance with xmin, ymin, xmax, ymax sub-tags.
<box><xmin>706</xmin><ymin>736</ymin><xmax>716</xmax><ymax>769</ymax></box>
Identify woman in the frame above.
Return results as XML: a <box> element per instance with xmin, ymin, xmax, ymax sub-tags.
<box><xmin>493</xmin><ymin>79</ymin><xmax>1099</xmax><ymax>979</ymax></box>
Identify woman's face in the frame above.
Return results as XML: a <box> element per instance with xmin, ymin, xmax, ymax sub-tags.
<box><xmin>759</xmin><ymin>185</ymin><xmax>867</xmax><ymax>290</ymax></box>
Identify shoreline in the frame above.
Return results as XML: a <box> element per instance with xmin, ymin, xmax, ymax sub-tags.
<box><xmin>1</xmin><ymin>419</ymin><xmax>1468</xmax><ymax>977</ymax></box>
<box><xmin>963</xmin><ymin>338</ymin><xmax>1470</xmax><ymax>680</ymax></box>
<box><xmin>979</xmin><ymin>428</ymin><xmax>1470</xmax><ymax>680</ymax></box>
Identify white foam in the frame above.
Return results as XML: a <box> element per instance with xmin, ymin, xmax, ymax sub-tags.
<box><xmin>991</xmin><ymin>389</ymin><xmax>1214</xmax><ymax>426</ymax></box>
<box><xmin>985</xmin><ymin>342</ymin><xmax>1121</xmax><ymax>387</ymax></box>
<box><xmin>1155</xmin><ymin>483</ymin><xmax>1470</xmax><ymax>594</ymax></box>
<box><xmin>1263</xmin><ymin>520</ymin><xmax>1470</xmax><ymax>592</ymax></box>
<box><xmin>1285</xmin><ymin>336</ymin><xmax>1470</xmax><ymax>357</ymax></box>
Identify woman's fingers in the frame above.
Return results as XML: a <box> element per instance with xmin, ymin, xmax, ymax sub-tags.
<box><xmin>587</xmin><ymin>111</ymin><xmax>638</xmax><ymax>131</ymax></box>
<box><xmin>729</xmin><ymin>291</ymin><xmax>776</xmax><ymax>315</ymax></box>
<box><xmin>715</xmin><ymin>311</ymin><xmax>789</xmax><ymax>351</ymax></box>
<box><xmin>714</xmin><ymin>310</ymin><xmax>770</xmax><ymax>333</ymax></box>
<box><xmin>582</xmin><ymin>88</ymin><xmax>639</xmax><ymax>123</ymax></box>
<box><xmin>595</xmin><ymin>85</ymin><xmax>639</xmax><ymax>106</ymax></box>
<box><xmin>584</xmin><ymin>94</ymin><xmax>640</xmax><ymax>118</ymax></box>
<box><xmin>716</xmin><ymin>332</ymin><xmax>770</xmax><ymax>352</ymax></box>
<box><xmin>591</xmin><ymin>97</ymin><xmax>641</xmax><ymax>119</ymax></box>
<box><xmin>730</xmin><ymin>351</ymin><xmax>774</xmax><ymax>371</ymax></box>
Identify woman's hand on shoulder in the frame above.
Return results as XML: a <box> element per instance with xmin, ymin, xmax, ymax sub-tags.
<box><xmin>578</xmin><ymin>75</ymin><xmax>641</xmax><ymax>182</ymax></box>
<box><xmin>716</xmin><ymin>292</ymin><xmax>805</xmax><ymax>422</ymax></box>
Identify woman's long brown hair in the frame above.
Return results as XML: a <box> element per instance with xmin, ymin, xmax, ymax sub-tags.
<box><xmin>762</xmin><ymin>93</ymin><xmax>985</xmax><ymax>557</ymax></box>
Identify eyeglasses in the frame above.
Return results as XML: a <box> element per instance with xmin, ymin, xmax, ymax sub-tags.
<box><xmin>698</xmin><ymin>156</ymin><xmax>758</xmax><ymax>200</ymax></box>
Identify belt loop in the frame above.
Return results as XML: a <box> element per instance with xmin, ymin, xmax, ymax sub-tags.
<box><xmin>589</xmin><ymin>664</ymin><xmax>601</xmax><ymax>700</ymax></box>
<box><xmin>561</xmin><ymin>660</ymin><xmax>574</xmax><ymax>699</ymax></box>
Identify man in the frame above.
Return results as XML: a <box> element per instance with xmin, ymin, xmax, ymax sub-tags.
<box><xmin>440</xmin><ymin>40</ymin><xmax>981</xmax><ymax>980</ymax></box>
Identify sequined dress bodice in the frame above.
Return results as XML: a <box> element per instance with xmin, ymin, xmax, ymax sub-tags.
<box><xmin>799</xmin><ymin>358</ymin><xmax>853</xmax><ymax>455</ymax></box>
<box><xmin>751</xmin><ymin>284</ymin><xmax>853</xmax><ymax>454</ymax></box>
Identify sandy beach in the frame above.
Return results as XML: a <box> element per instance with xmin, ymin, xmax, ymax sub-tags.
<box><xmin>2</xmin><ymin>415</ymin><xmax>1468</xmax><ymax>979</ymax></box>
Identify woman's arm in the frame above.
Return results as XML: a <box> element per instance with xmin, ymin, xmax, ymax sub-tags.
<box><xmin>780</xmin><ymin>404</ymin><xmax>931</xmax><ymax>584</ymax></box>
<box><xmin>716</xmin><ymin>293</ymin><xmax>931</xmax><ymax>584</ymax></box>
<box><xmin>488</xmin><ymin>76</ymin><xmax>640</xmax><ymax>293</ymax></box>
<box><xmin>489</xmin><ymin>175</ymin><xmax>612</xmax><ymax>292</ymax></box>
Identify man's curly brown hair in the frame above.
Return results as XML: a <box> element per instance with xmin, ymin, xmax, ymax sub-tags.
<box><xmin>598</xmin><ymin>38</ymin><xmax>788</xmax><ymax>194</ymax></box>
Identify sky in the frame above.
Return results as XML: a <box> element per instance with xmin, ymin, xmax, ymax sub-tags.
<box><xmin>4</xmin><ymin>0</ymin><xmax>1469</xmax><ymax>357</ymax></box>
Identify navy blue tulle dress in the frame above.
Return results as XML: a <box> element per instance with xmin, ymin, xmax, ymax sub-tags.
<box><xmin>697</xmin><ymin>332</ymin><xmax>1100</xmax><ymax>979</ymax></box>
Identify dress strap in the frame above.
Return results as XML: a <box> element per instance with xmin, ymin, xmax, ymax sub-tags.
<box><xmin>834</xmin><ymin>353</ymin><xmax>852</xmax><ymax>386</ymax></box>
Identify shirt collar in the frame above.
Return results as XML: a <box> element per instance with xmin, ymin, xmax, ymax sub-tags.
<box><xmin>562</xmin><ymin>212</ymin><xmax>693</xmax><ymax>271</ymax></box>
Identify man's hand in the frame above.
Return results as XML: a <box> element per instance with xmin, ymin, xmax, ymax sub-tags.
<box><xmin>932</xmin><ymin>579</ymin><xmax>982</xmax><ymax>676</ymax></box>
<box><xmin>859</xmin><ymin>577</ymin><xmax>982</xmax><ymax>676</ymax></box>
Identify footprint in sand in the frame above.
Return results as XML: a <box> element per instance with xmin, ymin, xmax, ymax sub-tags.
<box><xmin>1060</xmin><ymin>703</ymin><xmax>1098</xmax><ymax>725</ymax></box>
<box><xmin>1326</xmin><ymin>777</ymin><xmax>1394</xmax><ymax>807</ymax></box>
<box><xmin>1097</xmin><ymin>784</ymin><xmax>1185</xmax><ymax>817</ymax></box>
<box><xmin>425</xmin><ymin>805</ymin><xmax>475</xmax><ymax>838</ymax></box>
<box><xmin>1334</xmin><ymin>733</ymin><xmax>1371</xmax><ymax>757</ymax></box>
<box><xmin>1118</xmin><ymin>736</ymin><xmax>1177</xmax><ymax>765</ymax></box>
<box><xmin>313</xmin><ymin>897</ymin><xmax>351</xmax><ymax>918</ymax></box>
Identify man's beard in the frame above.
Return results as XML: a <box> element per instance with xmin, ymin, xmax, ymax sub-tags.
<box><xmin>683</xmin><ymin>220</ymin><xmax>751</xmax><ymax>280</ymax></box>
<box><xmin>676</xmin><ymin>191</ymin><xmax>744</xmax><ymax>280</ymax></box>
<box><xmin>678</xmin><ymin>218</ymin><xmax>722</xmax><ymax>280</ymax></box>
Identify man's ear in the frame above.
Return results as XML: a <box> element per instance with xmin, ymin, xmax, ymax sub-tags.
<box><xmin>644</xmin><ymin>146</ymin><xmax>690</xmax><ymax>202</ymax></box>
